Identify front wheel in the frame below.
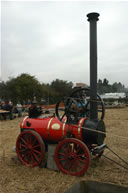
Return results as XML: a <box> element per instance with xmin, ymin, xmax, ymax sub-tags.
<box><xmin>16</xmin><ymin>130</ymin><xmax>45</xmax><ymax>167</ymax></box>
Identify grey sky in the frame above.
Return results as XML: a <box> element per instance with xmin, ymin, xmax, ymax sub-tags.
<box><xmin>1</xmin><ymin>1</ymin><xmax>128</xmax><ymax>87</ymax></box>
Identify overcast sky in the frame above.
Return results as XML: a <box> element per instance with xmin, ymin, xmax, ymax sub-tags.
<box><xmin>1</xmin><ymin>1</ymin><xmax>128</xmax><ymax>87</ymax></box>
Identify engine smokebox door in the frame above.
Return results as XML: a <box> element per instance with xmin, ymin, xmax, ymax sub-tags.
<box><xmin>82</xmin><ymin>119</ymin><xmax>106</xmax><ymax>145</ymax></box>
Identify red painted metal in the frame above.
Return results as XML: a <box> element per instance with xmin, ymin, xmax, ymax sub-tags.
<box><xmin>20</xmin><ymin>116</ymin><xmax>87</xmax><ymax>143</ymax></box>
<box><xmin>69</xmin><ymin>117</ymin><xmax>87</xmax><ymax>141</ymax></box>
<box><xmin>16</xmin><ymin>130</ymin><xmax>45</xmax><ymax>167</ymax></box>
<box><xmin>54</xmin><ymin>138</ymin><xmax>90</xmax><ymax>176</ymax></box>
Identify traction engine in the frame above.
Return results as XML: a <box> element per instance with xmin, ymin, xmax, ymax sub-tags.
<box><xmin>16</xmin><ymin>88</ymin><xmax>106</xmax><ymax>176</ymax></box>
<box><xmin>16</xmin><ymin>12</ymin><xmax>107</xmax><ymax>176</ymax></box>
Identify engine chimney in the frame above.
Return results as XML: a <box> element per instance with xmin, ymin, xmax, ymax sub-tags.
<box><xmin>87</xmin><ymin>12</ymin><xmax>99</xmax><ymax>121</ymax></box>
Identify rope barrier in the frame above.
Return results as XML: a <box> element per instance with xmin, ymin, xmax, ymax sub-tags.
<box><xmin>102</xmin><ymin>154</ymin><xmax>128</xmax><ymax>170</ymax></box>
<box><xmin>106</xmin><ymin>145</ymin><xmax>128</xmax><ymax>166</ymax></box>
<box><xmin>69</xmin><ymin>124</ymin><xmax>128</xmax><ymax>140</ymax></box>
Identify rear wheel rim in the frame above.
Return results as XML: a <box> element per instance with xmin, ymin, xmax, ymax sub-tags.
<box><xmin>55</xmin><ymin>138</ymin><xmax>90</xmax><ymax>176</ymax></box>
<box><xmin>16</xmin><ymin>130</ymin><xmax>45</xmax><ymax>167</ymax></box>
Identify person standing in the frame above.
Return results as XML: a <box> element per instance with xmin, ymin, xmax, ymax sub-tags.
<box><xmin>16</xmin><ymin>102</ymin><xmax>22</xmax><ymax>117</ymax></box>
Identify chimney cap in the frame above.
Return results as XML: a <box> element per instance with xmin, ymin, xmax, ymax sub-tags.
<box><xmin>87</xmin><ymin>12</ymin><xmax>100</xmax><ymax>21</ymax></box>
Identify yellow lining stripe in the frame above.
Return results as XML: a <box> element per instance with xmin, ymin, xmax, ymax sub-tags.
<box><xmin>62</xmin><ymin>122</ymin><xmax>66</xmax><ymax>136</ymax></box>
<box><xmin>47</xmin><ymin>118</ymin><xmax>54</xmax><ymax>136</ymax></box>
<box><xmin>78</xmin><ymin>118</ymin><xmax>84</xmax><ymax>138</ymax></box>
<box><xmin>21</xmin><ymin>116</ymin><xmax>28</xmax><ymax>128</ymax></box>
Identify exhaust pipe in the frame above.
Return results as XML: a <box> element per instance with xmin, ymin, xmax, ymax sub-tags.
<box><xmin>87</xmin><ymin>12</ymin><xmax>100</xmax><ymax>121</ymax></box>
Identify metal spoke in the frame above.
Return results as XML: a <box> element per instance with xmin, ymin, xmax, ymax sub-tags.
<box><xmin>32</xmin><ymin>151</ymin><xmax>39</xmax><ymax>162</ymax></box>
<box><xmin>62</xmin><ymin>159</ymin><xmax>71</xmax><ymax>168</ymax></box>
<box><xmin>73</xmin><ymin>161</ymin><xmax>78</xmax><ymax>173</ymax></box>
<box><xmin>31</xmin><ymin>137</ymin><xmax>37</xmax><ymax>146</ymax></box>
<box><xmin>75</xmin><ymin>160</ymin><xmax>84</xmax><ymax>169</ymax></box>
<box><xmin>59</xmin><ymin>157</ymin><xmax>69</xmax><ymax>161</ymax></box>
<box><xmin>68</xmin><ymin>160</ymin><xmax>74</xmax><ymax>171</ymax></box>
<box><xmin>29</xmin><ymin>133</ymin><xmax>33</xmax><ymax>144</ymax></box>
<box><xmin>77</xmin><ymin>157</ymin><xmax>86</xmax><ymax>163</ymax></box>
<box><xmin>25</xmin><ymin>133</ymin><xmax>30</xmax><ymax>144</ymax></box>
<box><xmin>32</xmin><ymin>144</ymin><xmax>40</xmax><ymax>149</ymax></box>
<box><xmin>61</xmin><ymin>145</ymin><xmax>69</xmax><ymax>153</ymax></box>
<box><xmin>19</xmin><ymin>149</ymin><xmax>27</xmax><ymax>153</ymax></box>
<box><xmin>20</xmin><ymin>137</ymin><xmax>27</xmax><ymax>145</ymax></box>
<box><xmin>58</xmin><ymin>152</ymin><xmax>67</xmax><ymax>156</ymax></box>
<box><xmin>76</xmin><ymin>146</ymin><xmax>81</xmax><ymax>154</ymax></box>
<box><xmin>77</xmin><ymin>153</ymin><xmax>86</xmax><ymax>157</ymax></box>
<box><xmin>32</xmin><ymin>149</ymin><xmax>41</xmax><ymax>155</ymax></box>
<box><xmin>20</xmin><ymin>143</ymin><xmax>26</xmax><ymax>148</ymax></box>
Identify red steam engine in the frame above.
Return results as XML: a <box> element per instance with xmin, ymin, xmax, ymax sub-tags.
<box><xmin>16</xmin><ymin>88</ymin><xmax>106</xmax><ymax>176</ymax></box>
<box><xmin>16</xmin><ymin>12</ymin><xmax>107</xmax><ymax>176</ymax></box>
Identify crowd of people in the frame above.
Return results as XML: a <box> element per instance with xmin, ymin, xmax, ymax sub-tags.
<box><xmin>0</xmin><ymin>98</ymin><xmax>43</xmax><ymax>120</ymax></box>
<box><xmin>0</xmin><ymin>100</ymin><xmax>23</xmax><ymax>120</ymax></box>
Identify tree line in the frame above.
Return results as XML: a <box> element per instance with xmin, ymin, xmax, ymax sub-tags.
<box><xmin>97</xmin><ymin>78</ymin><xmax>128</xmax><ymax>95</ymax></box>
<box><xmin>0</xmin><ymin>73</ymin><xmax>73</xmax><ymax>105</ymax></box>
<box><xmin>0</xmin><ymin>73</ymin><xmax>127</xmax><ymax>105</ymax></box>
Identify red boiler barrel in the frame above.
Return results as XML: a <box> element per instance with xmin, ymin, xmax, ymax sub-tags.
<box><xmin>20</xmin><ymin>116</ymin><xmax>87</xmax><ymax>143</ymax></box>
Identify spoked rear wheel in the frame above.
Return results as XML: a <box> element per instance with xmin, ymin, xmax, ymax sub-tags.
<box><xmin>16</xmin><ymin>130</ymin><xmax>45</xmax><ymax>167</ymax></box>
<box><xmin>55</xmin><ymin>138</ymin><xmax>90</xmax><ymax>176</ymax></box>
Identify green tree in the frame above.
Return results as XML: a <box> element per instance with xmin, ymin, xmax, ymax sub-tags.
<box><xmin>50</xmin><ymin>79</ymin><xmax>73</xmax><ymax>103</ymax></box>
<box><xmin>0</xmin><ymin>75</ymin><xmax>74</xmax><ymax>105</ymax></box>
<box><xmin>111</xmin><ymin>82</ymin><xmax>125</xmax><ymax>93</ymax></box>
<box><xmin>0</xmin><ymin>81</ymin><xmax>9</xmax><ymax>101</ymax></box>
<box><xmin>97</xmin><ymin>79</ymin><xmax>103</xmax><ymax>94</ymax></box>
<box><xmin>5</xmin><ymin>73</ymin><xmax>43</xmax><ymax>104</ymax></box>
<box><xmin>103</xmin><ymin>78</ymin><xmax>109</xmax><ymax>86</ymax></box>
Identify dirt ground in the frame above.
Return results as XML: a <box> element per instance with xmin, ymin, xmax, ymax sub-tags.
<box><xmin>0</xmin><ymin>108</ymin><xmax>128</xmax><ymax>193</ymax></box>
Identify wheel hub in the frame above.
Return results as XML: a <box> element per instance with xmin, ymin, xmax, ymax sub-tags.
<box><xmin>27</xmin><ymin>144</ymin><xmax>32</xmax><ymax>150</ymax></box>
<box><xmin>68</xmin><ymin>153</ymin><xmax>77</xmax><ymax>160</ymax></box>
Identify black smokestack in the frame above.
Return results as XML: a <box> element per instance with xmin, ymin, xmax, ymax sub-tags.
<box><xmin>87</xmin><ymin>12</ymin><xmax>99</xmax><ymax>121</ymax></box>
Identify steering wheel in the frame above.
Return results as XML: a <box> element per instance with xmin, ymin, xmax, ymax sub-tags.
<box><xmin>55</xmin><ymin>97</ymin><xmax>86</xmax><ymax>124</ymax></box>
<box><xmin>70</xmin><ymin>88</ymin><xmax>105</xmax><ymax>120</ymax></box>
